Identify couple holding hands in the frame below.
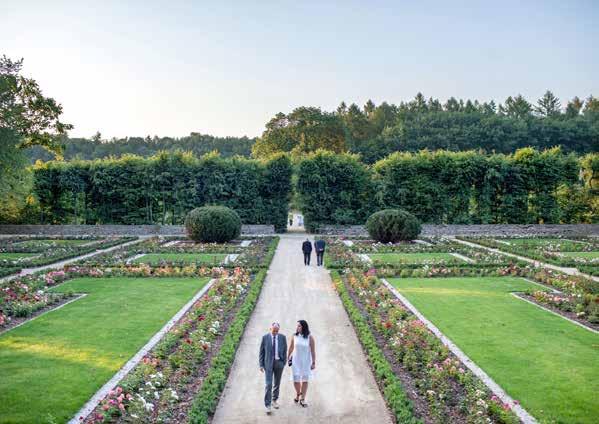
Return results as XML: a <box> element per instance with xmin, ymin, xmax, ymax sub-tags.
<box><xmin>259</xmin><ymin>320</ymin><xmax>315</xmax><ymax>415</ymax></box>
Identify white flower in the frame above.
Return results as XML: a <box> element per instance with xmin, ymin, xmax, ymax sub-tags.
<box><xmin>154</xmin><ymin>391</ymin><xmax>160</xmax><ymax>399</ymax></box>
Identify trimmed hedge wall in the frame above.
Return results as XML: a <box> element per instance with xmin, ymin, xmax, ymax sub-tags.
<box><xmin>296</xmin><ymin>148</ymin><xmax>592</xmax><ymax>229</ymax></box>
<box><xmin>32</xmin><ymin>152</ymin><xmax>292</xmax><ymax>232</ymax></box>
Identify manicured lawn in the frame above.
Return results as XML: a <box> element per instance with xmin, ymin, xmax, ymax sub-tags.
<box><xmin>559</xmin><ymin>251</ymin><xmax>599</xmax><ymax>259</ymax></box>
<box><xmin>0</xmin><ymin>252</ymin><xmax>38</xmax><ymax>260</ymax></box>
<box><xmin>132</xmin><ymin>253</ymin><xmax>227</xmax><ymax>265</ymax></box>
<box><xmin>369</xmin><ymin>252</ymin><xmax>465</xmax><ymax>264</ymax></box>
<box><xmin>389</xmin><ymin>276</ymin><xmax>599</xmax><ymax>423</ymax></box>
<box><xmin>0</xmin><ymin>276</ymin><xmax>209</xmax><ymax>423</ymax></box>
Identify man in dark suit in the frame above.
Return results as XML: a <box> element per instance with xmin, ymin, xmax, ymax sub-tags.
<box><xmin>259</xmin><ymin>322</ymin><xmax>287</xmax><ymax>414</ymax></box>
<box><xmin>302</xmin><ymin>238</ymin><xmax>312</xmax><ymax>265</ymax></box>
<box><xmin>314</xmin><ymin>239</ymin><xmax>326</xmax><ymax>266</ymax></box>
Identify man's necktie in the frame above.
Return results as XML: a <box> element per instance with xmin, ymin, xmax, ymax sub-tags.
<box><xmin>272</xmin><ymin>335</ymin><xmax>276</xmax><ymax>360</ymax></box>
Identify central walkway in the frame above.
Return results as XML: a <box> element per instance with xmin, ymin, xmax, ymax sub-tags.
<box><xmin>212</xmin><ymin>234</ymin><xmax>392</xmax><ymax>423</ymax></box>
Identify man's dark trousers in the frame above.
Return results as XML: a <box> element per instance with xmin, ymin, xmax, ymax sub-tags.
<box><xmin>259</xmin><ymin>333</ymin><xmax>287</xmax><ymax>408</ymax></box>
<box><xmin>303</xmin><ymin>252</ymin><xmax>311</xmax><ymax>265</ymax></box>
<box><xmin>265</xmin><ymin>359</ymin><xmax>284</xmax><ymax>407</ymax></box>
<box><xmin>316</xmin><ymin>251</ymin><xmax>324</xmax><ymax>266</ymax></box>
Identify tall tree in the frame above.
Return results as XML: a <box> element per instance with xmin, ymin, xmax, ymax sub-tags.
<box><xmin>535</xmin><ymin>90</ymin><xmax>562</xmax><ymax>117</ymax></box>
<box><xmin>0</xmin><ymin>55</ymin><xmax>72</xmax><ymax>222</ymax></box>
<box><xmin>583</xmin><ymin>95</ymin><xmax>599</xmax><ymax>120</ymax></box>
<box><xmin>500</xmin><ymin>95</ymin><xmax>533</xmax><ymax>119</ymax></box>
<box><xmin>565</xmin><ymin>96</ymin><xmax>584</xmax><ymax>118</ymax></box>
<box><xmin>252</xmin><ymin>107</ymin><xmax>346</xmax><ymax>157</ymax></box>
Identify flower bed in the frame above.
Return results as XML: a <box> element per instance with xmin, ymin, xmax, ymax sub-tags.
<box><xmin>459</xmin><ymin>236</ymin><xmax>599</xmax><ymax>276</ymax></box>
<box><xmin>0</xmin><ymin>236</ymin><xmax>137</xmax><ymax>270</ymax></box>
<box><xmin>83</xmin><ymin>268</ymin><xmax>252</xmax><ymax>423</ymax></box>
<box><xmin>331</xmin><ymin>238</ymin><xmax>599</xmax><ymax>326</ymax></box>
<box><xmin>129</xmin><ymin>238</ymin><xmax>243</xmax><ymax>254</ymax></box>
<box><xmin>79</xmin><ymin>237</ymin><xmax>276</xmax><ymax>269</ymax></box>
<box><xmin>0</xmin><ymin>266</ymin><xmax>227</xmax><ymax>330</ymax></box>
<box><xmin>338</xmin><ymin>270</ymin><xmax>519</xmax><ymax>424</ymax></box>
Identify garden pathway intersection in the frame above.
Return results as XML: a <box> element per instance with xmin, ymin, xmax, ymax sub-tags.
<box><xmin>212</xmin><ymin>234</ymin><xmax>392</xmax><ymax>424</ymax></box>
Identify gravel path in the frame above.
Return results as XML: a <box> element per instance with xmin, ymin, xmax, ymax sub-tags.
<box><xmin>212</xmin><ymin>234</ymin><xmax>392</xmax><ymax>424</ymax></box>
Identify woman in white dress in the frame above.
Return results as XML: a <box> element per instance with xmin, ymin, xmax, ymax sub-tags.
<box><xmin>287</xmin><ymin>319</ymin><xmax>316</xmax><ymax>407</ymax></box>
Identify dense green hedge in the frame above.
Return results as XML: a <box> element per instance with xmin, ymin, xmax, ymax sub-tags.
<box><xmin>32</xmin><ymin>152</ymin><xmax>292</xmax><ymax>231</ymax></box>
<box><xmin>296</xmin><ymin>148</ymin><xmax>594</xmax><ymax>228</ymax></box>
<box><xmin>296</xmin><ymin>150</ymin><xmax>374</xmax><ymax>232</ymax></box>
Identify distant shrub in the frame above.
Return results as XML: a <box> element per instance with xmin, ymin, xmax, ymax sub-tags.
<box><xmin>185</xmin><ymin>206</ymin><xmax>241</xmax><ymax>243</ymax></box>
<box><xmin>366</xmin><ymin>209</ymin><xmax>421</xmax><ymax>242</ymax></box>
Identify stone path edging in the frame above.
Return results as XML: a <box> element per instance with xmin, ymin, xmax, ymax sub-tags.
<box><xmin>449</xmin><ymin>252</ymin><xmax>474</xmax><ymax>263</ymax></box>
<box><xmin>125</xmin><ymin>253</ymin><xmax>146</xmax><ymax>264</ymax></box>
<box><xmin>452</xmin><ymin>238</ymin><xmax>599</xmax><ymax>282</ymax></box>
<box><xmin>510</xmin><ymin>293</ymin><xmax>599</xmax><ymax>334</ymax></box>
<box><xmin>521</xmin><ymin>278</ymin><xmax>561</xmax><ymax>294</ymax></box>
<box><xmin>0</xmin><ymin>237</ymin><xmax>148</xmax><ymax>284</ymax></box>
<box><xmin>68</xmin><ymin>278</ymin><xmax>217</xmax><ymax>424</ymax></box>
<box><xmin>380</xmin><ymin>278</ymin><xmax>537</xmax><ymax>424</ymax></box>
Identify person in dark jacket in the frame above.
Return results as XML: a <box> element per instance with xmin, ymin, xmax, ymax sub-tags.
<box><xmin>302</xmin><ymin>239</ymin><xmax>312</xmax><ymax>265</ymax></box>
<box><xmin>314</xmin><ymin>239</ymin><xmax>326</xmax><ymax>266</ymax></box>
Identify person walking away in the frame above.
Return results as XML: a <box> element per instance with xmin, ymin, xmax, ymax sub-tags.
<box><xmin>314</xmin><ymin>239</ymin><xmax>326</xmax><ymax>266</ymax></box>
<box><xmin>287</xmin><ymin>320</ymin><xmax>316</xmax><ymax>407</ymax></box>
<box><xmin>259</xmin><ymin>322</ymin><xmax>288</xmax><ymax>414</ymax></box>
<box><xmin>302</xmin><ymin>238</ymin><xmax>312</xmax><ymax>265</ymax></box>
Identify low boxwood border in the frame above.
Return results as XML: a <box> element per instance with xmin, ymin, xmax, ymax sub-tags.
<box><xmin>187</xmin><ymin>237</ymin><xmax>279</xmax><ymax>423</ymax></box>
<box><xmin>331</xmin><ymin>270</ymin><xmax>419</xmax><ymax>424</ymax></box>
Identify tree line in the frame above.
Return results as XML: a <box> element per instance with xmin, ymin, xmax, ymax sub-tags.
<box><xmin>25</xmin><ymin>92</ymin><xmax>599</xmax><ymax>165</ymax></box>
<box><xmin>25</xmin><ymin>132</ymin><xmax>255</xmax><ymax>162</ymax></box>
<box><xmin>253</xmin><ymin>92</ymin><xmax>599</xmax><ymax>162</ymax></box>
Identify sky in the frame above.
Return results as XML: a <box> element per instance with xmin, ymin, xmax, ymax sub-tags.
<box><xmin>2</xmin><ymin>0</ymin><xmax>598</xmax><ymax>139</ymax></box>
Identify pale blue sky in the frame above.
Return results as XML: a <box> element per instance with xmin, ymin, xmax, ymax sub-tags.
<box><xmin>2</xmin><ymin>0</ymin><xmax>598</xmax><ymax>139</ymax></box>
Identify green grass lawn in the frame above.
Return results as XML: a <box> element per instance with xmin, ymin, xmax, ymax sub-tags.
<box><xmin>389</xmin><ymin>276</ymin><xmax>599</xmax><ymax>423</ymax></box>
<box><xmin>559</xmin><ymin>251</ymin><xmax>599</xmax><ymax>259</ymax></box>
<box><xmin>0</xmin><ymin>276</ymin><xmax>209</xmax><ymax>423</ymax></box>
<box><xmin>132</xmin><ymin>253</ymin><xmax>227</xmax><ymax>265</ymax></box>
<box><xmin>0</xmin><ymin>252</ymin><xmax>38</xmax><ymax>261</ymax></box>
<box><xmin>369</xmin><ymin>252</ymin><xmax>465</xmax><ymax>264</ymax></box>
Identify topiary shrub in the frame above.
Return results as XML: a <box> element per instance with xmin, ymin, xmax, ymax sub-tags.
<box><xmin>185</xmin><ymin>206</ymin><xmax>241</xmax><ymax>243</ymax></box>
<box><xmin>366</xmin><ymin>209</ymin><xmax>421</xmax><ymax>243</ymax></box>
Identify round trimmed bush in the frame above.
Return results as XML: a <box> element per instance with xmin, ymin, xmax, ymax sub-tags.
<box><xmin>366</xmin><ymin>209</ymin><xmax>421</xmax><ymax>243</ymax></box>
<box><xmin>185</xmin><ymin>206</ymin><xmax>241</xmax><ymax>243</ymax></box>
